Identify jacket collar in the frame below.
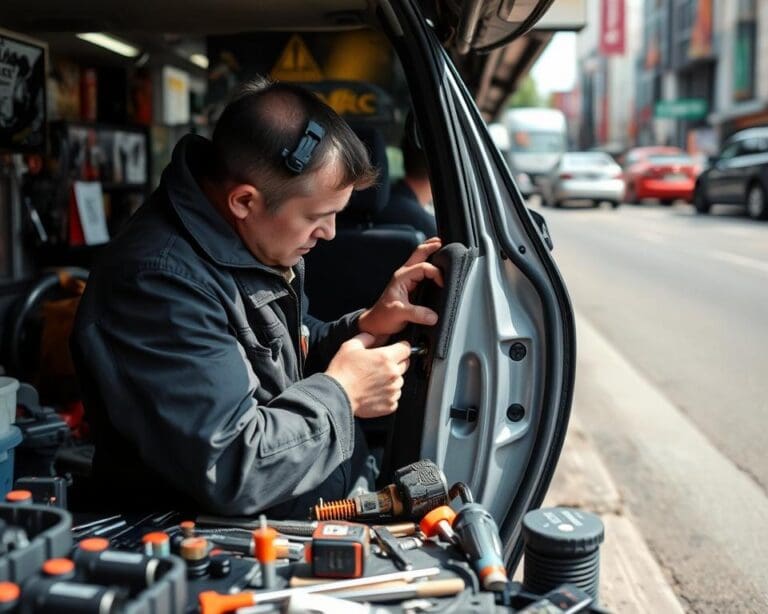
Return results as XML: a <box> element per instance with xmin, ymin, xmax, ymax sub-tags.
<box><xmin>162</xmin><ymin>134</ymin><xmax>285</xmax><ymax>276</ymax></box>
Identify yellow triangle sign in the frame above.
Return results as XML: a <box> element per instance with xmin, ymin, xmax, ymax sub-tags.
<box><xmin>270</xmin><ymin>35</ymin><xmax>324</xmax><ymax>82</ymax></box>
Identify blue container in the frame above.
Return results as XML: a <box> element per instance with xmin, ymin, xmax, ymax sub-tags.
<box><xmin>0</xmin><ymin>426</ymin><xmax>23</xmax><ymax>499</ymax></box>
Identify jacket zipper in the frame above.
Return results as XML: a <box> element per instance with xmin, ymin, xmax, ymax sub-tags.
<box><xmin>285</xmin><ymin>282</ymin><xmax>303</xmax><ymax>380</ymax></box>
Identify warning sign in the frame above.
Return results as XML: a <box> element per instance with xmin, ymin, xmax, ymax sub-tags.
<box><xmin>270</xmin><ymin>35</ymin><xmax>324</xmax><ymax>82</ymax></box>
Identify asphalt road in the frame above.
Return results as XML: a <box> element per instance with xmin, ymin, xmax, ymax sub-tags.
<box><xmin>535</xmin><ymin>198</ymin><xmax>768</xmax><ymax>612</ymax></box>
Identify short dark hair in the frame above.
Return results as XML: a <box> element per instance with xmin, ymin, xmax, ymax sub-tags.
<box><xmin>211</xmin><ymin>77</ymin><xmax>378</xmax><ymax>211</ymax></box>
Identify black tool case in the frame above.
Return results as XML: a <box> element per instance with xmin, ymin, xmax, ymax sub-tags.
<box><xmin>0</xmin><ymin>503</ymin><xmax>71</xmax><ymax>582</ymax></box>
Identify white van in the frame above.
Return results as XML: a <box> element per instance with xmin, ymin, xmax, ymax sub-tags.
<box><xmin>503</xmin><ymin>108</ymin><xmax>568</xmax><ymax>197</ymax></box>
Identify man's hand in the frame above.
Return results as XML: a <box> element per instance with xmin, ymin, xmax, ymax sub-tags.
<box><xmin>358</xmin><ymin>237</ymin><xmax>444</xmax><ymax>342</ymax></box>
<box><xmin>325</xmin><ymin>333</ymin><xmax>411</xmax><ymax>418</ymax></box>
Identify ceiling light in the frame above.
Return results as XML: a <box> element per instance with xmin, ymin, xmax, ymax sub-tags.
<box><xmin>76</xmin><ymin>33</ymin><xmax>140</xmax><ymax>58</ymax></box>
<box><xmin>190</xmin><ymin>54</ymin><xmax>209</xmax><ymax>70</ymax></box>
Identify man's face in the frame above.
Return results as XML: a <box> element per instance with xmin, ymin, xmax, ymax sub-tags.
<box><xmin>237</xmin><ymin>158</ymin><xmax>354</xmax><ymax>268</ymax></box>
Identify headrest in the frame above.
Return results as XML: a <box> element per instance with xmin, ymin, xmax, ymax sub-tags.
<box><xmin>340</xmin><ymin>125</ymin><xmax>390</xmax><ymax>224</ymax></box>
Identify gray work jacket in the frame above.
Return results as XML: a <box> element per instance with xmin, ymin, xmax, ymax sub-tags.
<box><xmin>71</xmin><ymin>135</ymin><xmax>360</xmax><ymax>514</ymax></box>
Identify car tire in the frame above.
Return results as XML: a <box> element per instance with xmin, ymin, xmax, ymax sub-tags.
<box><xmin>611</xmin><ymin>201</ymin><xmax>620</xmax><ymax>209</ymax></box>
<box><xmin>693</xmin><ymin>184</ymin><xmax>711</xmax><ymax>214</ymax></box>
<box><xmin>661</xmin><ymin>199</ymin><xmax>674</xmax><ymax>206</ymax></box>
<box><xmin>746</xmin><ymin>183</ymin><xmax>768</xmax><ymax>220</ymax></box>
<box><xmin>552</xmin><ymin>200</ymin><xmax>562</xmax><ymax>208</ymax></box>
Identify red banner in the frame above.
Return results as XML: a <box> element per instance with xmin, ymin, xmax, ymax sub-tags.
<box><xmin>600</xmin><ymin>0</ymin><xmax>625</xmax><ymax>56</ymax></box>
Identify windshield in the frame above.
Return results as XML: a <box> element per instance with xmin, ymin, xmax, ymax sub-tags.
<box><xmin>510</xmin><ymin>131</ymin><xmax>566</xmax><ymax>154</ymax></box>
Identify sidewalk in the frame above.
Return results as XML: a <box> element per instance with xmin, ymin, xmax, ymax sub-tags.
<box><xmin>537</xmin><ymin>414</ymin><xmax>685</xmax><ymax>613</ymax></box>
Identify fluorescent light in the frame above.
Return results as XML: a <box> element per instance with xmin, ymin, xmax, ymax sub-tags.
<box><xmin>190</xmin><ymin>54</ymin><xmax>209</xmax><ymax>70</ymax></box>
<box><xmin>76</xmin><ymin>33</ymin><xmax>140</xmax><ymax>58</ymax></box>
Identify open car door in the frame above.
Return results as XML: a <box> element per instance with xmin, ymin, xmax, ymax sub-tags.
<box><xmin>382</xmin><ymin>0</ymin><xmax>576</xmax><ymax>567</ymax></box>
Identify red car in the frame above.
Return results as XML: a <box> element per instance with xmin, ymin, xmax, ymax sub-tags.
<box><xmin>622</xmin><ymin>146</ymin><xmax>700</xmax><ymax>204</ymax></box>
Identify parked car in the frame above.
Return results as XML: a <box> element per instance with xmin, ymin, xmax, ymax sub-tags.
<box><xmin>0</xmin><ymin>0</ymin><xmax>575</xmax><ymax>568</ymax></box>
<box><xmin>541</xmin><ymin>152</ymin><xmax>624</xmax><ymax>208</ymax></box>
<box><xmin>694</xmin><ymin>127</ymin><xmax>768</xmax><ymax>220</ymax></box>
<box><xmin>622</xmin><ymin>146</ymin><xmax>699</xmax><ymax>204</ymax></box>
<box><xmin>502</xmin><ymin>108</ymin><xmax>568</xmax><ymax>197</ymax></box>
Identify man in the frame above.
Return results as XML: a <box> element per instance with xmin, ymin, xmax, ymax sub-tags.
<box><xmin>71</xmin><ymin>79</ymin><xmax>443</xmax><ymax>517</ymax></box>
<box><xmin>374</xmin><ymin>127</ymin><xmax>436</xmax><ymax>236</ymax></box>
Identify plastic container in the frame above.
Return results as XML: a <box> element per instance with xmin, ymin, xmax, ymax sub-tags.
<box><xmin>0</xmin><ymin>378</ymin><xmax>19</xmax><ymax>436</ymax></box>
<box><xmin>0</xmin><ymin>427</ymin><xmax>23</xmax><ymax>499</ymax></box>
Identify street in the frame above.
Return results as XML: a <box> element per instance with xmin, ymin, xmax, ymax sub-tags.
<box><xmin>536</xmin><ymin>199</ymin><xmax>768</xmax><ymax>612</ymax></box>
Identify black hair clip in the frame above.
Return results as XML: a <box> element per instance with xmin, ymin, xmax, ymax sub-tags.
<box><xmin>282</xmin><ymin>120</ymin><xmax>325</xmax><ymax>174</ymax></box>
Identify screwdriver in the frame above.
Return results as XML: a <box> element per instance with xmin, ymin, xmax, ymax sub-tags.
<box><xmin>198</xmin><ymin>567</ymin><xmax>439</xmax><ymax>614</ymax></box>
<box><xmin>453</xmin><ymin>502</ymin><xmax>508</xmax><ymax>591</ymax></box>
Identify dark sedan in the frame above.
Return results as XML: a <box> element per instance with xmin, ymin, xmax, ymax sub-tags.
<box><xmin>694</xmin><ymin>127</ymin><xmax>768</xmax><ymax>220</ymax></box>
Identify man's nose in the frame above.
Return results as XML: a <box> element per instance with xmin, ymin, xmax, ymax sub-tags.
<box><xmin>316</xmin><ymin>216</ymin><xmax>336</xmax><ymax>241</ymax></box>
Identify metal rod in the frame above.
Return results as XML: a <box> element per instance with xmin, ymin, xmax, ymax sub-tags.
<box><xmin>235</xmin><ymin>567</ymin><xmax>440</xmax><ymax>610</ymax></box>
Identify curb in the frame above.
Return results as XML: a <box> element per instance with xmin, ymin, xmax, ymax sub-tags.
<box><xmin>537</xmin><ymin>412</ymin><xmax>685</xmax><ymax>613</ymax></box>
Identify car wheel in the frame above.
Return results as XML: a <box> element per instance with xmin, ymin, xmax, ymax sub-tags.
<box><xmin>661</xmin><ymin>199</ymin><xmax>674</xmax><ymax>206</ymax></box>
<box><xmin>611</xmin><ymin>201</ymin><xmax>620</xmax><ymax>209</ymax></box>
<box><xmin>693</xmin><ymin>184</ymin><xmax>711</xmax><ymax>214</ymax></box>
<box><xmin>553</xmin><ymin>200</ymin><xmax>562</xmax><ymax>208</ymax></box>
<box><xmin>746</xmin><ymin>183</ymin><xmax>768</xmax><ymax>220</ymax></box>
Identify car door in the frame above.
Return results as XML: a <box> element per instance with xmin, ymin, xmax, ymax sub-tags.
<box><xmin>708</xmin><ymin>139</ymin><xmax>744</xmax><ymax>203</ymax></box>
<box><xmin>733</xmin><ymin>136</ymin><xmax>768</xmax><ymax>202</ymax></box>
<box><xmin>384</xmin><ymin>0</ymin><xmax>576</xmax><ymax>567</ymax></box>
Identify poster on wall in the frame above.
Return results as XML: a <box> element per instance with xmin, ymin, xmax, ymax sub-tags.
<box><xmin>0</xmin><ymin>28</ymin><xmax>47</xmax><ymax>152</ymax></box>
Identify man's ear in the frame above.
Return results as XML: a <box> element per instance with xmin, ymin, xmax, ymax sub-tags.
<box><xmin>226</xmin><ymin>184</ymin><xmax>263</xmax><ymax>220</ymax></box>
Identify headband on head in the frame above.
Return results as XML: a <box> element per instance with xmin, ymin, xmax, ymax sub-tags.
<box><xmin>282</xmin><ymin>120</ymin><xmax>325</xmax><ymax>174</ymax></box>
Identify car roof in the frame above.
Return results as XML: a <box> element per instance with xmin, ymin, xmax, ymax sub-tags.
<box><xmin>728</xmin><ymin>126</ymin><xmax>768</xmax><ymax>141</ymax></box>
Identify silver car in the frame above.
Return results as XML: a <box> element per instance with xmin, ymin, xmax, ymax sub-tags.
<box><xmin>542</xmin><ymin>152</ymin><xmax>625</xmax><ymax>208</ymax></box>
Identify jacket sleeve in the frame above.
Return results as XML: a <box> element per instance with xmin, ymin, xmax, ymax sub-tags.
<box><xmin>301</xmin><ymin>286</ymin><xmax>364</xmax><ymax>374</ymax></box>
<box><xmin>75</xmin><ymin>267</ymin><xmax>356</xmax><ymax>515</ymax></box>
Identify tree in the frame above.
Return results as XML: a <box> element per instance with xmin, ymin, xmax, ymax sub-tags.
<box><xmin>506</xmin><ymin>75</ymin><xmax>542</xmax><ymax>109</ymax></box>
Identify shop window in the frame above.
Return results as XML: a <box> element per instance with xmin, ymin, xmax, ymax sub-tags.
<box><xmin>734</xmin><ymin>0</ymin><xmax>756</xmax><ymax>102</ymax></box>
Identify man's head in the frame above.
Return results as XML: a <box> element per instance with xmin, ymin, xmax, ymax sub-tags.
<box><xmin>208</xmin><ymin>77</ymin><xmax>377</xmax><ymax>268</ymax></box>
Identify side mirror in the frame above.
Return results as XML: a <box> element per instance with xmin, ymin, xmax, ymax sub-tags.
<box><xmin>708</xmin><ymin>155</ymin><xmax>719</xmax><ymax>167</ymax></box>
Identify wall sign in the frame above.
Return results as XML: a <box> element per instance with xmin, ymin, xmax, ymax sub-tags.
<box><xmin>0</xmin><ymin>28</ymin><xmax>46</xmax><ymax>152</ymax></box>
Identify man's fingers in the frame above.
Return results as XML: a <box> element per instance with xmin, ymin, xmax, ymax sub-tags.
<box><xmin>403</xmin><ymin>238</ymin><xmax>442</xmax><ymax>267</ymax></box>
<box><xmin>379</xmin><ymin>340</ymin><xmax>411</xmax><ymax>362</ymax></box>
<box><xmin>400</xmin><ymin>262</ymin><xmax>444</xmax><ymax>288</ymax></box>
<box><xmin>345</xmin><ymin>332</ymin><xmax>377</xmax><ymax>350</ymax></box>
<box><xmin>406</xmin><ymin>304</ymin><xmax>439</xmax><ymax>326</ymax></box>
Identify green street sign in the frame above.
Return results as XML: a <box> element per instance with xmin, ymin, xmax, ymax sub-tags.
<box><xmin>654</xmin><ymin>98</ymin><xmax>708</xmax><ymax>119</ymax></box>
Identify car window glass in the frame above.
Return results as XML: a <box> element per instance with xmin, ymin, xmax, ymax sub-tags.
<box><xmin>646</xmin><ymin>155</ymin><xmax>694</xmax><ymax>165</ymax></box>
<box><xmin>719</xmin><ymin>141</ymin><xmax>742</xmax><ymax>159</ymax></box>
<box><xmin>562</xmin><ymin>153</ymin><xmax>614</xmax><ymax>169</ymax></box>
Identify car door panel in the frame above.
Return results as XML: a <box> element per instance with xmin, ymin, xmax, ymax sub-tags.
<box><xmin>386</xmin><ymin>2</ymin><xmax>575</xmax><ymax>569</ymax></box>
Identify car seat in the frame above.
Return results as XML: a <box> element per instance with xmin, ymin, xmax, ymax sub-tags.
<box><xmin>303</xmin><ymin>125</ymin><xmax>425</xmax><ymax>322</ymax></box>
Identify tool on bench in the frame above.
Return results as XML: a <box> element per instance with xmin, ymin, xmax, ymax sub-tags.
<box><xmin>371</xmin><ymin>526</ymin><xmax>412</xmax><ymax>571</ymax></box>
<box><xmin>198</xmin><ymin>567</ymin><xmax>440</xmax><ymax>614</ymax></box>
<box><xmin>312</xmin><ymin>459</ymin><xmax>449</xmax><ymax>521</ymax></box>
<box><xmin>305</xmin><ymin>521</ymin><xmax>370</xmax><ymax>578</ymax></box>
<box><xmin>252</xmin><ymin>515</ymin><xmax>278</xmax><ymax>589</ymax></box>
<box><xmin>453</xmin><ymin>502</ymin><xmax>508</xmax><ymax>591</ymax></box>
<box><xmin>419</xmin><ymin>505</ymin><xmax>458</xmax><ymax>544</ymax></box>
